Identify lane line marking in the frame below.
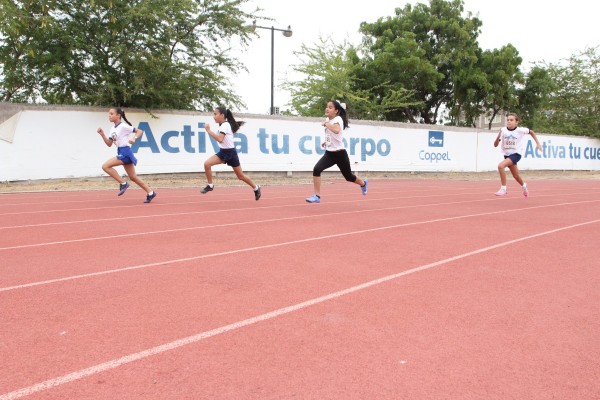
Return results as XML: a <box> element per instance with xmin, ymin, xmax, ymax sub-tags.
<box><xmin>0</xmin><ymin>189</ymin><xmax>489</xmax><ymax>218</ymax></box>
<box><xmin>0</xmin><ymin>190</ymin><xmax>596</xmax><ymax>230</ymax></box>
<box><xmin>2</xmin><ymin>200</ymin><xmax>598</xmax><ymax>292</ymax></box>
<box><xmin>2</xmin><ymin>218</ymin><xmax>598</xmax><ymax>400</ymax></box>
<box><xmin>1</xmin><ymin>198</ymin><xmax>598</xmax><ymax>251</ymax></box>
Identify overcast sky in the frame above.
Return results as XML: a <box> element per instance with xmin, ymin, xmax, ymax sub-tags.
<box><xmin>230</xmin><ymin>0</ymin><xmax>599</xmax><ymax>114</ymax></box>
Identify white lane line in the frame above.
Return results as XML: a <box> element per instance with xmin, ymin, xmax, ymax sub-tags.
<box><xmin>0</xmin><ymin>182</ymin><xmax>469</xmax><ymax>206</ymax></box>
<box><xmin>0</xmin><ymin>190</ymin><xmax>488</xmax><ymax>229</ymax></box>
<box><xmin>1</xmin><ymin>200</ymin><xmax>598</xmax><ymax>292</ymax></box>
<box><xmin>1</xmin><ymin>189</ymin><xmax>597</xmax><ymax>230</ymax></box>
<box><xmin>0</xmin><ymin>197</ymin><xmax>524</xmax><ymax>250</ymax></box>
<box><xmin>0</xmin><ymin>188</ymin><xmax>478</xmax><ymax>218</ymax></box>
<box><xmin>0</xmin><ymin>198</ymin><xmax>598</xmax><ymax>251</ymax></box>
<box><xmin>1</xmin><ymin>218</ymin><xmax>598</xmax><ymax>400</ymax></box>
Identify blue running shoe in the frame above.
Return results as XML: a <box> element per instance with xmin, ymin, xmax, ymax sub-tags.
<box><xmin>361</xmin><ymin>179</ymin><xmax>368</xmax><ymax>195</ymax></box>
<box><xmin>306</xmin><ymin>194</ymin><xmax>321</xmax><ymax>203</ymax></box>
<box><xmin>144</xmin><ymin>192</ymin><xmax>157</xmax><ymax>203</ymax></box>
<box><xmin>118</xmin><ymin>181</ymin><xmax>129</xmax><ymax>196</ymax></box>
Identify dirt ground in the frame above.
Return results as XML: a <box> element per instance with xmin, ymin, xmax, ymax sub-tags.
<box><xmin>1</xmin><ymin>170</ymin><xmax>598</xmax><ymax>193</ymax></box>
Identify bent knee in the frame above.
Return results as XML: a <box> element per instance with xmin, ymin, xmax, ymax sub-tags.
<box><xmin>343</xmin><ymin>174</ymin><xmax>356</xmax><ymax>182</ymax></box>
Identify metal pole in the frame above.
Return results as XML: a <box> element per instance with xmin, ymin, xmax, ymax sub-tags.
<box><xmin>250</xmin><ymin>21</ymin><xmax>291</xmax><ymax>115</ymax></box>
<box><xmin>270</xmin><ymin>27</ymin><xmax>275</xmax><ymax>115</ymax></box>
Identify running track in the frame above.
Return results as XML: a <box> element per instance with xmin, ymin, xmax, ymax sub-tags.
<box><xmin>1</xmin><ymin>179</ymin><xmax>599</xmax><ymax>399</ymax></box>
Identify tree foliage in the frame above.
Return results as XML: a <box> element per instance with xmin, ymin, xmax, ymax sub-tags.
<box><xmin>281</xmin><ymin>37</ymin><xmax>418</xmax><ymax>120</ymax></box>
<box><xmin>284</xmin><ymin>0</ymin><xmax>599</xmax><ymax>136</ymax></box>
<box><xmin>357</xmin><ymin>0</ymin><xmax>483</xmax><ymax>124</ymax></box>
<box><xmin>0</xmin><ymin>0</ymin><xmax>260</xmax><ymax>110</ymax></box>
<box><xmin>514</xmin><ymin>66</ymin><xmax>553</xmax><ymax>129</ymax></box>
<box><xmin>533</xmin><ymin>47</ymin><xmax>600</xmax><ymax>137</ymax></box>
<box><xmin>478</xmin><ymin>45</ymin><xmax>523</xmax><ymax>129</ymax></box>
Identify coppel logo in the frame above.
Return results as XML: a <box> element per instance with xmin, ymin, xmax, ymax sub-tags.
<box><xmin>428</xmin><ymin>131</ymin><xmax>444</xmax><ymax>147</ymax></box>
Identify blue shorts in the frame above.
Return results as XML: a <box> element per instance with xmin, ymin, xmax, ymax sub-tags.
<box><xmin>216</xmin><ymin>148</ymin><xmax>240</xmax><ymax>167</ymax></box>
<box><xmin>117</xmin><ymin>146</ymin><xmax>138</xmax><ymax>166</ymax></box>
<box><xmin>504</xmin><ymin>153</ymin><xmax>522</xmax><ymax>165</ymax></box>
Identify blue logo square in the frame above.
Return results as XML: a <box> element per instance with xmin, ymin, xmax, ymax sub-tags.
<box><xmin>428</xmin><ymin>131</ymin><xmax>444</xmax><ymax>147</ymax></box>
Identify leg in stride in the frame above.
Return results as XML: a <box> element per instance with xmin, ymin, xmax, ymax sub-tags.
<box><xmin>102</xmin><ymin>157</ymin><xmax>126</xmax><ymax>184</ymax></box>
<box><xmin>231</xmin><ymin>165</ymin><xmax>256</xmax><ymax>189</ymax></box>
<box><xmin>123</xmin><ymin>164</ymin><xmax>151</xmax><ymax>193</ymax></box>
<box><xmin>203</xmin><ymin>154</ymin><xmax>224</xmax><ymax>185</ymax></box>
<box><xmin>508</xmin><ymin>164</ymin><xmax>524</xmax><ymax>186</ymax></box>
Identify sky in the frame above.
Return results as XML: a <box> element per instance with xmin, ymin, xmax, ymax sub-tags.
<box><xmin>230</xmin><ymin>0</ymin><xmax>600</xmax><ymax>114</ymax></box>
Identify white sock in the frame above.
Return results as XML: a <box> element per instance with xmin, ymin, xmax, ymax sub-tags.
<box><xmin>254</xmin><ymin>185</ymin><xmax>259</xmax><ymax>191</ymax></box>
<box><xmin>522</xmin><ymin>183</ymin><xmax>527</xmax><ymax>188</ymax></box>
<box><xmin>208</xmin><ymin>183</ymin><xmax>214</xmax><ymax>188</ymax></box>
<box><xmin>148</xmin><ymin>191</ymin><xmax>154</xmax><ymax>195</ymax></box>
<box><xmin>501</xmin><ymin>186</ymin><xmax>507</xmax><ymax>191</ymax></box>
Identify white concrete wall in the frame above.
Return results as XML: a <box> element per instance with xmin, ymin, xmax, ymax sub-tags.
<box><xmin>1</xmin><ymin>107</ymin><xmax>599</xmax><ymax>181</ymax></box>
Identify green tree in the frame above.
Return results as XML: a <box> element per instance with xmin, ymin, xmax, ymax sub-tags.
<box><xmin>478</xmin><ymin>45</ymin><xmax>523</xmax><ymax>129</ymax></box>
<box><xmin>447</xmin><ymin>47</ymin><xmax>489</xmax><ymax>127</ymax></box>
<box><xmin>282</xmin><ymin>37</ymin><xmax>418</xmax><ymax>120</ymax></box>
<box><xmin>0</xmin><ymin>0</ymin><xmax>260</xmax><ymax>110</ymax></box>
<box><xmin>535</xmin><ymin>47</ymin><xmax>600</xmax><ymax>137</ymax></box>
<box><xmin>357</xmin><ymin>0</ymin><xmax>482</xmax><ymax>124</ymax></box>
<box><xmin>514</xmin><ymin>66</ymin><xmax>552</xmax><ymax>129</ymax></box>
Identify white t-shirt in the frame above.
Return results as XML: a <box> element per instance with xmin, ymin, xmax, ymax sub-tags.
<box><xmin>217</xmin><ymin>122</ymin><xmax>235</xmax><ymax>149</ymax></box>
<box><xmin>324</xmin><ymin>115</ymin><xmax>345</xmax><ymax>151</ymax></box>
<box><xmin>499</xmin><ymin>126</ymin><xmax>531</xmax><ymax>156</ymax></box>
<box><xmin>110</xmin><ymin>122</ymin><xmax>137</xmax><ymax>147</ymax></box>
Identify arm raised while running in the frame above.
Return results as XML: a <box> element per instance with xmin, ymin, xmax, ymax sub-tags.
<box><xmin>493</xmin><ymin>130</ymin><xmax>501</xmax><ymax>147</ymax></box>
<box><xmin>97</xmin><ymin>127</ymin><xmax>114</xmax><ymax>147</ymax></box>
<box><xmin>204</xmin><ymin>123</ymin><xmax>225</xmax><ymax>143</ymax></box>
<box><xmin>322</xmin><ymin>120</ymin><xmax>341</xmax><ymax>134</ymax></box>
<box><xmin>128</xmin><ymin>128</ymin><xmax>143</xmax><ymax>145</ymax></box>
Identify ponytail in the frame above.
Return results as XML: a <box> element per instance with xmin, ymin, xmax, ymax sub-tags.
<box><xmin>111</xmin><ymin>107</ymin><xmax>132</xmax><ymax>126</ymax></box>
<box><xmin>332</xmin><ymin>100</ymin><xmax>349</xmax><ymax>129</ymax></box>
<box><xmin>216</xmin><ymin>106</ymin><xmax>245</xmax><ymax>133</ymax></box>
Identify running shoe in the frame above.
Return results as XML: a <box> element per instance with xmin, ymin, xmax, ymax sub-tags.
<box><xmin>254</xmin><ymin>185</ymin><xmax>261</xmax><ymax>201</ymax></box>
<box><xmin>144</xmin><ymin>192</ymin><xmax>157</xmax><ymax>203</ymax></box>
<box><xmin>200</xmin><ymin>185</ymin><xmax>214</xmax><ymax>194</ymax></box>
<box><xmin>306</xmin><ymin>194</ymin><xmax>321</xmax><ymax>203</ymax></box>
<box><xmin>118</xmin><ymin>182</ymin><xmax>129</xmax><ymax>196</ymax></box>
<box><xmin>522</xmin><ymin>184</ymin><xmax>529</xmax><ymax>198</ymax></box>
<box><xmin>494</xmin><ymin>189</ymin><xmax>507</xmax><ymax>196</ymax></box>
<box><xmin>361</xmin><ymin>179</ymin><xmax>368</xmax><ymax>195</ymax></box>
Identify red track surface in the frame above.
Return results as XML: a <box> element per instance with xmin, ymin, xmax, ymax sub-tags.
<box><xmin>1</xmin><ymin>179</ymin><xmax>599</xmax><ymax>399</ymax></box>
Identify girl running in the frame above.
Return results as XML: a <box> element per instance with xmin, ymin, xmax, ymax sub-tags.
<box><xmin>200</xmin><ymin>107</ymin><xmax>261</xmax><ymax>200</ymax></box>
<box><xmin>97</xmin><ymin>107</ymin><xmax>157</xmax><ymax>203</ymax></box>
<box><xmin>493</xmin><ymin>112</ymin><xmax>542</xmax><ymax>197</ymax></box>
<box><xmin>306</xmin><ymin>100</ymin><xmax>367</xmax><ymax>203</ymax></box>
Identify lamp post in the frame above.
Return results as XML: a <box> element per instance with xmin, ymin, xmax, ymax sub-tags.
<box><xmin>250</xmin><ymin>21</ymin><xmax>292</xmax><ymax>115</ymax></box>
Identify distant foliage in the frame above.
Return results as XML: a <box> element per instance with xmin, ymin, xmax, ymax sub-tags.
<box><xmin>0</xmin><ymin>0</ymin><xmax>260</xmax><ymax>110</ymax></box>
<box><xmin>532</xmin><ymin>47</ymin><xmax>600</xmax><ymax>137</ymax></box>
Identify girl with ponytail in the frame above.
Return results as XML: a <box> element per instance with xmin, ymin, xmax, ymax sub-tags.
<box><xmin>200</xmin><ymin>107</ymin><xmax>261</xmax><ymax>200</ymax></box>
<box><xmin>96</xmin><ymin>107</ymin><xmax>157</xmax><ymax>203</ymax></box>
<box><xmin>305</xmin><ymin>100</ymin><xmax>368</xmax><ymax>203</ymax></box>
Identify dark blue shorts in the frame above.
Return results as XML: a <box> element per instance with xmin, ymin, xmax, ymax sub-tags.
<box><xmin>504</xmin><ymin>153</ymin><xmax>522</xmax><ymax>165</ymax></box>
<box><xmin>216</xmin><ymin>148</ymin><xmax>240</xmax><ymax>167</ymax></box>
<box><xmin>117</xmin><ymin>146</ymin><xmax>138</xmax><ymax>166</ymax></box>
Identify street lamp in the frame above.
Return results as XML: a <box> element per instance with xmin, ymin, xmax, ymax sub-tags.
<box><xmin>249</xmin><ymin>21</ymin><xmax>293</xmax><ymax>115</ymax></box>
